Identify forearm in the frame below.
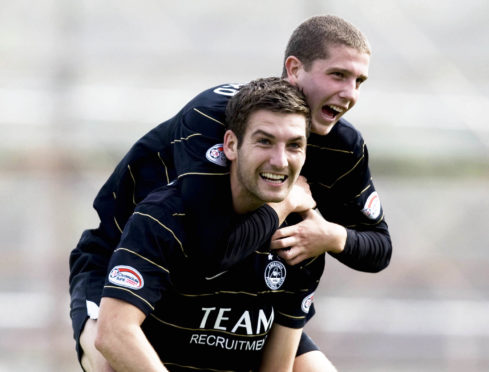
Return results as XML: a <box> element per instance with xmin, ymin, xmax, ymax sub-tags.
<box><xmin>329</xmin><ymin>223</ymin><xmax>392</xmax><ymax>272</ymax></box>
<box><xmin>96</xmin><ymin>298</ymin><xmax>168</xmax><ymax>372</ymax></box>
<box><xmin>259</xmin><ymin>324</ymin><xmax>302</xmax><ymax>372</ymax></box>
<box><xmin>98</xmin><ymin>325</ymin><xmax>166</xmax><ymax>372</ymax></box>
<box><xmin>318</xmin><ymin>216</ymin><xmax>347</xmax><ymax>254</ymax></box>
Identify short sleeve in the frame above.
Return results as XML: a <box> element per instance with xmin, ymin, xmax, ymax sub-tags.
<box><xmin>273</xmin><ymin>254</ymin><xmax>325</xmax><ymax>328</ymax></box>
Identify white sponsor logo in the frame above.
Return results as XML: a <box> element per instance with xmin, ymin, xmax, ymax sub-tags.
<box><xmin>189</xmin><ymin>333</ymin><xmax>267</xmax><ymax>351</ymax></box>
<box><xmin>205</xmin><ymin>143</ymin><xmax>228</xmax><ymax>167</ymax></box>
<box><xmin>301</xmin><ymin>292</ymin><xmax>315</xmax><ymax>313</ymax></box>
<box><xmin>264</xmin><ymin>261</ymin><xmax>286</xmax><ymax>290</ymax></box>
<box><xmin>199</xmin><ymin>307</ymin><xmax>274</xmax><ymax>335</ymax></box>
<box><xmin>362</xmin><ymin>191</ymin><xmax>381</xmax><ymax>220</ymax></box>
<box><xmin>108</xmin><ymin>265</ymin><xmax>144</xmax><ymax>290</ymax></box>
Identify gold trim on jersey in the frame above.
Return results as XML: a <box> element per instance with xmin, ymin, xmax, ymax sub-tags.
<box><xmin>345</xmin><ymin>213</ymin><xmax>385</xmax><ymax>228</ymax></box>
<box><xmin>176</xmin><ymin>288</ymin><xmax>303</xmax><ymax>297</ymax></box>
<box><xmin>114</xmin><ymin>216</ymin><xmax>123</xmax><ymax>234</ymax></box>
<box><xmin>317</xmin><ymin>143</ymin><xmax>366</xmax><ymax>189</ymax></box>
<box><xmin>157</xmin><ymin>151</ymin><xmax>170</xmax><ymax>184</ymax></box>
<box><xmin>355</xmin><ymin>182</ymin><xmax>372</xmax><ymax>199</ymax></box>
<box><xmin>114</xmin><ymin>247</ymin><xmax>170</xmax><ymax>274</ymax></box>
<box><xmin>133</xmin><ymin>211</ymin><xmax>187</xmax><ymax>257</ymax></box>
<box><xmin>127</xmin><ymin>164</ymin><xmax>136</xmax><ymax>205</ymax></box>
<box><xmin>177</xmin><ymin>171</ymin><xmax>230</xmax><ymax>179</ymax></box>
<box><xmin>171</xmin><ymin>133</ymin><xmax>203</xmax><ymax>144</ymax></box>
<box><xmin>193</xmin><ymin>108</ymin><xmax>225</xmax><ymax>127</ymax></box>
<box><xmin>307</xmin><ymin>143</ymin><xmax>354</xmax><ymax>154</ymax></box>
<box><xmin>277</xmin><ymin>311</ymin><xmax>306</xmax><ymax>320</ymax></box>
<box><xmin>104</xmin><ymin>285</ymin><xmax>155</xmax><ymax>311</ymax></box>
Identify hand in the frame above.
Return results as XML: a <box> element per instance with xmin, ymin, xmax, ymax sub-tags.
<box><xmin>267</xmin><ymin>176</ymin><xmax>316</xmax><ymax>224</ymax></box>
<box><xmin>286</xmin><ymin>175</ymin><xmax>316</xmax><ymax>213</ymax></box>
<box><xmin>270</xmin><ymin>209</ymin><xmax>347</xmax><ymax>265</ymax></box>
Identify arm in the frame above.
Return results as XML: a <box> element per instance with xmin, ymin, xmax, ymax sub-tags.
<box><xmin>181</xmin><ymin>175</ymin><xmax>315</xmax><ymax>274</ymax></box>
<box><xmin>271</xmin><ymin>209</ymin><xmax>391</xmax><ymax>272</ymax></box>
<box><xmin>271</xmin><ymin>134</ymin><xmax>392</xmax><ymax>271</ymax></box>
<box><xmin>330</xmin><ymin>220</ymin><xmax>392</xmax><ymax>272</ymax></box>
<box><xmin>271</xmin><ymin>208</ymin><xmax>346</xmax><ymax>266</ymax></box>
<box><xmin>259</xmin><ymin>324</ymin><xmax>302</xmax><ymax>372</ymax></box>
<box><xmin>95</xmin><ymin>297</ymin><xmax>168</xmax><ymax>372</ymax></box>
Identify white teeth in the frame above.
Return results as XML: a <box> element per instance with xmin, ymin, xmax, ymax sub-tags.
<box><xmin>261</xmin><ymin>172</ymin><xmax>285</xmax><ymax>181</ymax></box>
<box><xmin>328</xmin><ymin>104</ymin><xmax>345</xmax><ymax>113</ymax></box>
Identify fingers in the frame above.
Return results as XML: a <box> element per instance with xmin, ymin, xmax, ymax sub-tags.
<box><xmin>271</xmin><ymin>225</ymin><xmax>295</xmax><ymax>241</ymax></box>
<box><xmin>270</xmin><ymin>236</ymin><xmax>296</xmax><ymax>250</ymax></box>
<box><xmin>276</xmin><ymin>247</ymin><xmax>304</xmax><ymax>266</ymax></box>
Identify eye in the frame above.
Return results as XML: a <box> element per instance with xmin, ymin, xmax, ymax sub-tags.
<box><xmin>288</xmin><ymin>142</ymin><xmax>304</xmax><ymax>151</ymax></box>
<box><xmin>331</xmin><ymin>71</ymin><xmax>344</xmax><ymax>79</ymax></box>
<box><xmin>257</xmin><ymin>138</ymin><xmax>271</xmax><ymax>145</ymax></box>
<box><xmin>356</xmin><ymin>76</ymin><xmax>367</xmax><ymax>88</ymax></box>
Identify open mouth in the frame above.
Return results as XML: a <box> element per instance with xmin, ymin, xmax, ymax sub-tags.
<box><xmin>260</xmin><ymin>172</ymin><xmax>287</xmax><ymax>184</ymax></box>
<box><xmin>322</xmin><ymin>104</ymin><xmax>345</xmax><ymax>120</ymax></box>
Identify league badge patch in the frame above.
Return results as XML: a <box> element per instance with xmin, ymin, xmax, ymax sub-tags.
<box><xmin>108</xmin><ymin>265</ymin><xmax>144</xmax><ymax>290</ymax></box>
<box><xmin>301</xmin><ymin>292</ymin><xmax>315</xmax><ymax>313</ymax></box>
<box><xmin>206</xmin><ymin>143</ymin><xmax>227</xmax><ymax>167</ymax></box>
<box><xmin>264</xmin><ymin>261</ymin><xmax>286</xmax><ymax>290</ymax></box>
<box><xmin>362</xmin><ymin>191</ymin><xmax>381</xmax><ymax>220</ymax></box>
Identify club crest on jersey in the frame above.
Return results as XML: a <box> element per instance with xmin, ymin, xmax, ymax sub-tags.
<box><xmin>108</xmin><ymin>265</ymin><xmax>144</xmax><ymax>290</ymax></box>
<box><xmin>206</xmin><ymin>143</ymin><xmax>227</xmax><ymax>167</ymax></box>
<box><xmin>264</xmin><ymin>261</ymin><xmax>286</xmax><ymax>290</ymax></box>
<box><xmin>301</xmin><ymin>292</ymin><xmax>315</xmax><ymax>313</ymax></box>
<box><xmin>362</xmin><ymin>191</ymin><xmax>381</xmax><ymax>220</ymax></box>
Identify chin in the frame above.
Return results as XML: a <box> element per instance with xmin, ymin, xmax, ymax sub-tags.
<box><xmin>262</xmin><ymin>192</ymin><xmax>287</xmax><ymax>204</ymax></box>
<box><xmin>311</xmin><ymin>121</ymin><xmax>335</xmax><ymax>135</ymax></box>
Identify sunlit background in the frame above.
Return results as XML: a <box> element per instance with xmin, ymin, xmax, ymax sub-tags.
<box><xmin>1</xmin><ymin>1</ymin><xmax>488</xmax><ymax>371</ymax></box>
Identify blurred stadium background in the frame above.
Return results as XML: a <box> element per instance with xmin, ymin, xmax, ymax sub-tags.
<box><xmin>1</xmin><ymin>0</ymin><xmax>488</xmax><ymax>371</ymax></box>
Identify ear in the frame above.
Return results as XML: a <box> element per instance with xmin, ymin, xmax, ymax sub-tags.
<box><xmin>284</xmin><ymin>56</ymin><xmax>303</xmax><ymax>83</ymax></box>
<box><xmin>223</xmin><ymin>130</ymin><xmax>238</xmax><ymax>161</ymax></box>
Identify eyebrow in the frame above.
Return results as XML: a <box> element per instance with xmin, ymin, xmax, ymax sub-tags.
<box><xmin>329</xmin><ymin>67</ymin><xmax>368</xmax><ymax>81</ymax></box>
<box><xmin>251</xmin><ymin>129</ymin><xmax>306</xmax><ymax>143</ymax></box>
<box><xmin>251</xmin><ymin>129</ymin><xmax>274</xmax><ymax>138</ymax></box>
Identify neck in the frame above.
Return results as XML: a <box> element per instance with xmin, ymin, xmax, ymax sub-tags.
<box><xmin>229</xmin><ymin>167</ymin><xmax>263</xmax><ymax>215</ymax></box>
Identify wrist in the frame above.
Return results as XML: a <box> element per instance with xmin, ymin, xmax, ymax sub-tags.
<box><xmin>267</xmin><ymin>200</ymin><xmax>294</xmax><ymax>225</ymax></box>
<box><xmin>326</xmin><ymin>221</ymin><xmax>347</xmax><ymax>254</ymax></box>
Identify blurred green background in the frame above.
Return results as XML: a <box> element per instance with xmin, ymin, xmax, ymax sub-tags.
<box><xmin>1</xmin><ymin>1</ymin><xmax>488</xmax><ymax>371</ymax></box>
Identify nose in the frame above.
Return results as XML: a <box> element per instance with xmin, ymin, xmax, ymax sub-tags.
<box><xmin>338</xmin><ymin>79</ymin><xmax>358</xmax><ymax>106</ymax></box>
<box><xmin>269</xmin><ymin>145</ymin><xmax>288</xmax><ymax>169</ymax></box>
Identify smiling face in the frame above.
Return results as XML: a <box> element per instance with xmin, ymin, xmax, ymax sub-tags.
<box><xmin>224</xmin><ymin>109</ymin><xmax>307</xmax><ymax>214</ymax></box>
<box><xmin>286</xmin><ymin>45</ymin><xmax>370</xmax><ymax>135</ymax></box>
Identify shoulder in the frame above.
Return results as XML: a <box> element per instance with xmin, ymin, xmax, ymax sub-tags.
<box><xmin>179</xmin><ymin>83</ymin><xmax>245</xmax><ymax>135</ymax></box>
<box><xmin>184</xmin><ymin>83</ymin><xmax>245</xmax><ymax>110</ymax></box>
<box><xmin>126</xmin><ymin>82</ymin><xmax>245</xmax><ymax>153</ymax></box>
<box><xmin>137</xmin><ymin>183</ymin><xmax>183</xmax><ymax>214</ymax></box>
<box><xmin>330</xmin><ymin>118</ymin><xmax>365</xmax><ymax>152</ymax></box>
<box><xmin>132</xmin><ymin>183</ymin><xmax>186</xmax><ymax>238</ymax></box>
<box><xmin>308</xmin><ymin>118</ymin><xmax>366</xmax><ymax>158</ymax></box>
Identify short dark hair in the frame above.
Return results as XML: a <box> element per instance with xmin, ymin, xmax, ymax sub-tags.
<box><xmin>281</xmin><ymin>15</ymin><xmax>371</xmax><ymax>77</ymax></box>
<box><xmin>225</xmin><ymin>77</ymin><xmax>311</xmax><ymax>146</ymax></box>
